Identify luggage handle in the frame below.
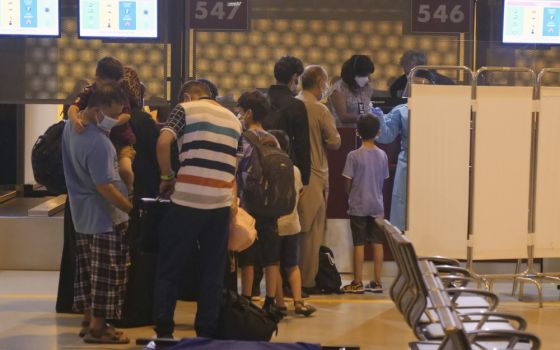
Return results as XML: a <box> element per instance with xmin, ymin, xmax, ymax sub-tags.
<box><xmin>140</xmin><ymin>197</ymin><xmax>171</xmax><ymax>204</ymax></box>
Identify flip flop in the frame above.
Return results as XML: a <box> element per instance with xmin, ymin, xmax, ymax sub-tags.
<box><xmin>83</xmin><ymin>326</ymin><xmax>129</xmax><ymax>344</ymax></box>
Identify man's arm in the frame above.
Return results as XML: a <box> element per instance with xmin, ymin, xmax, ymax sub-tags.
<box><xmin>96</xmin><ymin>183</ymin><xmax>133</xmax><ymax>213</ymax></box>
<box><xmin>291</xmin><ymin>101</ymin><xmax>311</xmax><ymax>185</ymax></box>
<box><xmin>321</xmin><ymin>107</ymin><xmax>341</xmax><ymax>150</ymax></box>
<box><xmin>343</xmin><ymin>177</ymin><xmax>352</xmax><ymax>196</ymax></box>
<box><xmin>157</xmin><ymin>130</ymin><xmax>175</xmax><ymax>177</ymax></box>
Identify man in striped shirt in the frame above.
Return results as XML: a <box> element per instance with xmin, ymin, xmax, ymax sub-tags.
<box><xmin>154</xmin><ymin>81</ymin><xmax>242</xmax><ymax>339</ymax></box>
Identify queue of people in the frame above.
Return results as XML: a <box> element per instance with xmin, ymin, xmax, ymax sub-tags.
<box><xmin>59</xmin><ymin>50</ymin><xmax>447</xmax><ymax>344</ymax></box>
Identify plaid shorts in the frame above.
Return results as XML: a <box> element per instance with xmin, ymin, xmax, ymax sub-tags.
<box><xmin>73</xmin><ymin>223</ymin><xmax>130</xmax><ymax>319</ymax></box>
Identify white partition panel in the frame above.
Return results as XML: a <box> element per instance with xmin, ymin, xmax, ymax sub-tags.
<box><xmin>534</xmin><ymin>87</ymin><xmax>560</xmax><ymax>257</ymax></box>
<box><xmin>471</xmin><ymin>86</ymin><xmax>533</xmax><ymax>260</ymax></box>
<box><xmin>407</xmin><ymin>84</ymin><xmax>471</xmax><ymax>259</ymax></box>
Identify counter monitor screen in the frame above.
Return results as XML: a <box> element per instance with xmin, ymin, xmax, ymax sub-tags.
<box><xmin>79</xmin><ymin>0</ymin><xmax>158</xmax><ymax>39</ymax></box>
<box><xmin>0</xmin><ymin>0</ymin><xmax>60</xmax><ymax>37</ymax></box>
<box><xmin>503</xmin><ymin>0</ymin><xmax>560</xmax><ymax>44</ymax></box>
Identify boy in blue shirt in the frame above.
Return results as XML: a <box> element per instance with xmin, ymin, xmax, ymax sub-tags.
<box><xmin>341</xmin><ymin>115</ymin><xmax>389</xmax><ymax>294</ymax></box>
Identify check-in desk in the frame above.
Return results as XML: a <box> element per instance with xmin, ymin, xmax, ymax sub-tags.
<box><xmin>0</xmin><ymin>195</ymin><xmax>65</xmax><ymax>270</ymax></box>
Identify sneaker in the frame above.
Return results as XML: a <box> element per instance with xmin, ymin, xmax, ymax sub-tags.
<box><xmin>365</xmin><ymin>281</ymin><xmax>383</xmax><ymax>293</ymax></box>
<box><xmin>341</xmin><ymin>281</ymin><xmax>365</xmax><ymax>294</ymax></box>
<box><xmin>294</xmin><ymin>301</ymin><xmax>316</xmax><ymax>317</ymax></box>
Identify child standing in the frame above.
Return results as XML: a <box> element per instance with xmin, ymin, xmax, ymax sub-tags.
<box><xmin>269</xmin><ymin>130</ymin><xmax>316</xmax><ymax>317</ymax></box>
<box><xmin>68</xmin><ymin>56</ymin><xmax>136</xmax><ymax>193</ymax></box>
<box><xmin>341</xmin><ymin>114</ymin><xmax>389</xmax><ymax>294</ymax></box>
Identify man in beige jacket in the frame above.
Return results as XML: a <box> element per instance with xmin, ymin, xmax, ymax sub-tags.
<box><xmin>297</xmin><ymin>65</ymin><xmax>341</xmax><ymax>292</ymax></box>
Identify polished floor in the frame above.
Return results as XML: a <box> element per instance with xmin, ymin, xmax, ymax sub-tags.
<box><xmin>1</xmin><ymin>271</ymin><xmax>560</xmax><ymax>350</ymax></box>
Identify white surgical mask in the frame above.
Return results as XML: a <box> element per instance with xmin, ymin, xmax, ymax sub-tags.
<box><xmin>98</xmin><ymin>112</ymin><xmax>119</xmax><ymax>132</ymax></box>
<box><xmin>355</xmin><ymin>76</ymin><xmax>369</xmax><ymax>88</ymax></box>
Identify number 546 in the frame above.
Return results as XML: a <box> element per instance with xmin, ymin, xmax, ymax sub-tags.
<box><xmin>195</xmin><ymin>1</ymin><xmax>241</xmax><ymax>20</ymax></box>
<box><xmin>417</xmin><ymin>4</ymin><xmax>465</xmax><ymax>24</ymax></box>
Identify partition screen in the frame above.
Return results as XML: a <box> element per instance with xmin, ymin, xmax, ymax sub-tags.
<box><xmin>503</xmin><ymin>0</ymin><xmax>560</xmax><ymax>44</ymax></box>
<box><xmin>79</xmin><ymin>0</ymin><xmax>158</xmax><ymax>39</ymax></box>
<box><xmin>0</xmin><ymin>0</ymin><xmax>59</xmax><ymax>37</ymax></box>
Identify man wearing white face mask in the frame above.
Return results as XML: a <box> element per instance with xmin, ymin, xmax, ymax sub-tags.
<box><xmin>61</xmin><ymin>82</ymin><xmax>132</xmax><ymax>344</ymax></box>
<box><xmin>328</xmin><ymin>54</ymin><xmax>375</xmax><ymax>127</ymax></box>
<box><xmin>296</xmin><ymin>65</ymin><xmax>341</xmax><ymax>293</ymax></box>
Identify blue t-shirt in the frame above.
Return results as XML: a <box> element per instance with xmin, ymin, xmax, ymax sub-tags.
<box><xmin>62</xmin><ymin>121</ymin><xmax>128</xmax><ymax>234</ymax></box>
<box><xmin>343</xmin><ymin>146</ymin><xmax>389</xmax><ymax>217</ymax></box>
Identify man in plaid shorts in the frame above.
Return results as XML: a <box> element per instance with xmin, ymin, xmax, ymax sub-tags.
<box><xmin>62</xmin><ymin>82</ymin><xmax>133</xmax><ymax>344</ymax></box>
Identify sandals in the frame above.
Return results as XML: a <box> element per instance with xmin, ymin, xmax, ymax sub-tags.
<box><xmin>294</xmin><ymin>301</ymin><xmax>317</xmax><ymax>317</ymax></box>
<box><xmin>83</xmin><ymin>325</ymin><xmax>129</xmax><ymax>344</ymax></box>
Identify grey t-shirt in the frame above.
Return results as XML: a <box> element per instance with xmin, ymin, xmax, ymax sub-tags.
<box><xmin>62</xmin><ymin>121</ymin><xmax>128</xmax><ymax>234</ymax></box>
<box><xmin>343</xmin><ymin>146</ymin><xmax>389</xmax><ymax>217</ymax></box>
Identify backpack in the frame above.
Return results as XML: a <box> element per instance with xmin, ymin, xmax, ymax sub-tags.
<box><xmin>217</xmin><ymin>290</ymin><xmax>278</xmax><ymax>341</ymax></box>
<box><xmin>242</xmin><ymin>131</ymin><xmax>296</xmax><ymax>218</ymax></box>
<box><xmin>315</xmin><ymin>246</ymin><xmax>342</xmax><ymax>294</ymax></box>
<box><xmin>262</xmin><ymin>99</ymin><xmax>292</xmax><ymax>156</ymax></box>
<box><xmin>31</xmin><ymin>120</ymin><xmax>67</xmax><ymax>194</ymax></box>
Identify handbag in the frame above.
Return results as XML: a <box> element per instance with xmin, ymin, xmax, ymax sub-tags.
<box><xmin>136</xmin><ymin>197</ymin><xmax>170</xmax><ymax>253</ymax></box>
<box><xmin>217</xmin><ymin>290</ymin><xmax>278</xmax><ymax>341</ymax></box>
<box><xmin>228</xmin><ymin>203</ymin><xmax>257</xmax><ymax>252</ymax></box>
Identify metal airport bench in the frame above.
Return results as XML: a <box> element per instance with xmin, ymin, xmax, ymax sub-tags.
<box><xmin>376</xmin><ymin>219</ymin><xmax>541</xmax><ymax>349</ymax></box>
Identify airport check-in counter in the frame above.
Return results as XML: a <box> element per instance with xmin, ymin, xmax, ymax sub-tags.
<box><xmin>0</xmin><ymin>194</ymin><xmax>65</xmax><ymax>270</ymax></box>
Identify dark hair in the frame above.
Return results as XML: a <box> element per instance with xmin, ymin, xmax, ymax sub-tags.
<box><xmin>399</xmin><ymin>50</ymin><xmax>427</xmax><ymax>69</ymax></box>
<box><xmin>177</xmin><ymin>80</ymin><xmax>211</xmax><ymax>102</ymax></box>
<box><xmin>268</xmin><ymin>129</ymin><xmax>290</xmax><ymax>152</ymax></box>
<box><xmin>95</xmin><ymin>56</ymin><xmax>124</xmax><ymax>81</ymax></box>
<box><xmin>197</xmin><ymin>78</ymin><xmax>219</xmax><ymax>99</ymax></box>
<box><xmin>357</xmin><ymin>114</ymin><xmax>380</xmax><ymax>140</ymax></box>
<box><xmin>87</xmin><ymin>81</ymin><xmax>126</xmax><ymax>108</ymax></box>
<box><xmin>341</xmin><ymin>55</ymin><xmax>375</xmax><ymax>90</ymax></box>
<box><xmin>237</xmin><ymin>90</ymin><xmax>270</xmax><ymax>123</ymax></box>
<box><xmin>274</xmin><ymin>56</ymin><xmax>304</xmax><ymax>84</ymax></box>
<box><xmin>301</xmin><ymin>65</ymin><xmax>327</xmax><ymax>90</ymax></box>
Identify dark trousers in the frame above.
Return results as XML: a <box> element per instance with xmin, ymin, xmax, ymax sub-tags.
<box><xmin>56</xmin><ymin>197</ymin><xmax>78</xmax><ymax>313</ymax></box>
<box><xmin>153</xmin><ymin>203</ymin><xmax>229</xmax><ymax>338</ymax></box>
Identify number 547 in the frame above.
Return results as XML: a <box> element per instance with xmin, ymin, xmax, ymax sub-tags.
<box><xmin>195</xmin><ymin>1</ymin><xmax>241</xmax><ymax>20</ymax></box>
<box><xmin>417</xmin><ymin>4</ymin><xmax>465</xmax><ymax>24</ymax></box>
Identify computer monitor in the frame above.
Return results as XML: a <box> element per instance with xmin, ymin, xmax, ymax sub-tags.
<box><xmin>78</xmin><ymin>0</ymin><xmax>158</xmax><ymax>39</ymax></box>
<box><xmin>503</xmin><ymin>0</ymin><xmax>560</xmax><ymax>45</ymax></box>
<box><xmin>0</xmin><ymin>0</ymin><xmax>60</xmax><ymax>37</ymax></box>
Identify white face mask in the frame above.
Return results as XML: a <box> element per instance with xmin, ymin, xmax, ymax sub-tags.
<box><xmin>97</xmin><ymin>112</ymin><xmax>119</xmax><ymax>132</ymax></box>
<box><xmin>355</xmin><ymin>76</ymin><xmax>369</xmax><ymax>88</ymax></box>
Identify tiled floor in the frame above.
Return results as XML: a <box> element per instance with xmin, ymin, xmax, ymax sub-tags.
<box><xmin>1</xmin><ymin>271</ymin><xmax>560</xmax><ymax>349</ymax></box>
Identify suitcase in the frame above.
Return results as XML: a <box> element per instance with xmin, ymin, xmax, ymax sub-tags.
<box><xmin>114</xmin><ymin>200</ymin><xmax>165</xmax><ymax>327</ymax></box>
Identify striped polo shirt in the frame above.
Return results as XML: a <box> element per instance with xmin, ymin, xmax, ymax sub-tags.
<box><xmin>162</xmin><ymin>100</ymin><xmax>242</xmax><ymax>210</ymax></box>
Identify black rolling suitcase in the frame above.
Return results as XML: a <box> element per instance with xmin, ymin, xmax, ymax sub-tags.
<box><xmin>116</xmin><ymin>197</ymin><xmax>238</xmax><ymax>327</ymax></box>
<box><xmin>114</xmin><ymin>198</ymin><xmax>169</xmax><ymax>327</ymax></box>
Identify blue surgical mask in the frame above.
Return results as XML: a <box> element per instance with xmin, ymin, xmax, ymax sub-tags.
<box><xmin>98</xmin><ymin>112</ymin><xmax>119</xmax><ymax>132</ymax></box>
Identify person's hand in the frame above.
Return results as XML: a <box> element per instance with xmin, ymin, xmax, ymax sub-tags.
<box><xmin>74</xmin><ymin>118</ymin><xmax>86</xmax><ymax>134</ymax></box>
<box><xmin>371</xmin><ymin>107</ymin><xmax>384</xmax><ymax>117</ymax></box>
<box><xmin>159</xmin><ymin>179</ymin><xmax>176</xmax><ymax>199</ymax></box>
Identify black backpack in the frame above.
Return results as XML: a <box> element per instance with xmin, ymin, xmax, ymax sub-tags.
<box><xmin>242</xmin><ymin>131</ymin><xmax>295</xmax><ymax>218</ymax></box>
<box><xmin>315</xmin><ymin>246</ymin><xmax>342</xmax><ymax>294</ymax></box>
<box><xmin>31</xmin><ymin>120</ymin><xmax>67</xmax><ymax>194</ymax></box>
<box><xmin>217</xmin><ymin>290</ymin><xmax>278</xmax><ymax>341</ymax></box>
